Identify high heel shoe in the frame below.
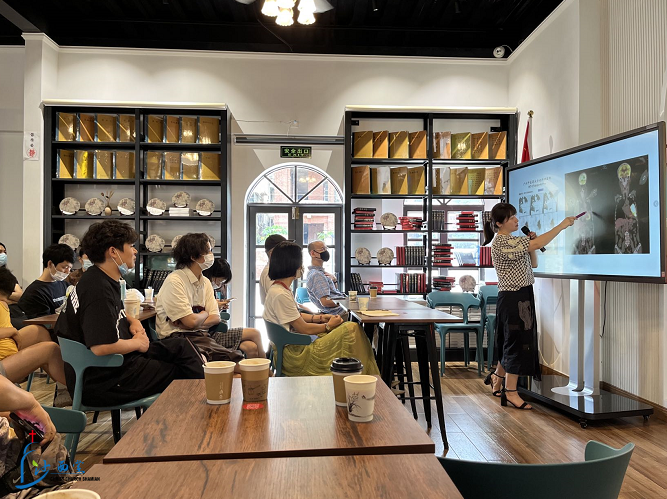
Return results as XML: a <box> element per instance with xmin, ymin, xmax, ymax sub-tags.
<box><xmin>500</xmin><ymin>388</ymin><xmax>532</xmax><ymax>410</ymax></box>
<box><xmin>483</xmin><ymin>370</ymin><xmax>504</xmax><ymax>397</ymax></box>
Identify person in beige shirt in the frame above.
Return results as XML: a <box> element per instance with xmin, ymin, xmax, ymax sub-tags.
<box><xmin>156</xmin><ymin>233</ymin><xmax>243</xmax><ymax>364</ymax></box>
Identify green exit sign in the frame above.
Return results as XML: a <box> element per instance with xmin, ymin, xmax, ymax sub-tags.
<box><xmin>281</xmin><ymin>146</ymin><xmax>312</xmax><ymax>159</ymax></box>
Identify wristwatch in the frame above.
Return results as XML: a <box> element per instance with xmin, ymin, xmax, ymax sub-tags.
<box><xmin>324</xmin><ymin>323</ymin><xmax>331</xmax><ymax>332</ymax></box>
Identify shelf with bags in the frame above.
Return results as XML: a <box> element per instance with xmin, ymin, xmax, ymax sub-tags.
<box><xmin>351</xmin><ymin>194</ymin><xmax>427</xmax><ymax>199</ymax></box>
<box><xmin>139</xmin><ymin>179</ymin><xmax>221</xmax><ymax>186</ymax></box>
<box><xmin>350</xmin><ymin>158</ymin><xmax>428</xmax><ymax>165</ymax></box>
<box><xmin>52</xmin><ymin>141</ymin><xmax>136</xmax><ymax>150</ymax></box>
<box><xmin>432</xmin><ymin>159</ymin><xmax>508</xmax><ymax>166</ymax></box>
<box><xmin>140</xmin><ymin>142</ymin><xmax>222</xmax><ymax>151</ymax></box>
<box><xmin>51</xmin><ymin>178</ymin><xmax>136</xmax><ymax>184</ymax></box>
<box><xmin>432</xmin><ymin>194</ymin><xmax>504</xmax><ymax>200</ymax></box>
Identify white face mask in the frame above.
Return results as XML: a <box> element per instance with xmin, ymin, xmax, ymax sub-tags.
<box><xmin>295</xmin><ymin>266</ymin><xmax>305</xmax><ymax>279</ymax></box>
<box><xmin>51</xmin><ymin>266</ymin><xmax>69</xmax><ymax>282</ymax></box>
<box><xmin>198</xmin><ymin>253</ymin><xmax>215</xmax><ymax>271</ymax></box>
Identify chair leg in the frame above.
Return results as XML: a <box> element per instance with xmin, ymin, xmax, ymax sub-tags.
<box><xmin>395</xmin><ymin>341</ymin><xmax>406</xmax><ymax>404</ymax></box>
<box><xmin>401</xmin><ymin>336</ymin><xmax>418</xmax><ymax>419</ymax></box>
<box><xmin>45</xmin><ymin>374</ymin><xmax>51</xmax><ymax>384</ymax></box>
<box><xmin>439</xmin><ymin>331</ymin><xmax>446</xmax><ymax>376</ymax></box>
<box><xmin>275</xmin><ymin>347</ymin><xmax>283</xmax><ymax>377</ymax></box>
<box><xmin>488</xmin><ymin>321</ymin><xmax>495</xmax><ymax>372</ymax></box>
<box><xmin>92</xmin><ymin>411</ymin><xmax>100</xmax><ymax>424</ymax></box>
<box><xmin>135</xmin><ymin>407</ymin><xmax>143</xmax><ymax>420</ymax></box>
<box><xmin>476</xmin><ymin>329</ymin><xmax>484</xmax><ymax>376</ymax></box>
<box><xmin>111</xmin><ymin>410</ymin><xmax>122</xmax><ymax>443</ymax></box>
<box><xmin>25</xmin><ymin>372</ymin><xmax>34</xmax><ymax>392</ymax></box>
<box><xmin>415</xmin><ymin>335</ymin><xmax>432</xmax><ymax>426</ymax></box>
<box><xmin>464</xmin><ymin>333</ymin><xmax>469</xmax><ymax>366</ymax></box>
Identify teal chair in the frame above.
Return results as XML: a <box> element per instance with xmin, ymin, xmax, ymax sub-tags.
<box><xmin>438</xmin><ymin>440</ymin><xmax>634</xmax><ymax>499</ymax></box>
<box><xmin>43</xmin><ymin>406</ymin><xmax>87</xmax><ymax>462</ymax></box>
<box><xmin>265</xmin><ymin>321</ymin><xmax>312</xmax><ymax>377</ymax></box>
<box><xmin>217</xmin><ymin>312</ymin><xmax>231</xmax><ymax>334</ymax></box>
<box><xmin>478</xmin><ymin>285</ymin><xmax>499</xmax><ymax>371</ymax></box>
<box><xmin>427</xmin><ymin>291</ymin><xmax>484</xmax><ymax>376</ymax></box>
<box><xmin>295</xmin><ymin>287</ymin><xmax>311</xmax><ymax>304</ymax></box>
<box><xmin>58</xmin><ymin>338</ymin><xmax>159</xmax><ymax>443</ymax></box>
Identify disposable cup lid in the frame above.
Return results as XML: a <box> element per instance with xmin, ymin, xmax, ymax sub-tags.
<box><xmin>331</xmin><ymin>357</ymin><xmax>363</xmax><ymax>373</ymax></box>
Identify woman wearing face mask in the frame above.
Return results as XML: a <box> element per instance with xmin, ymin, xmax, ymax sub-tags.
<box><xmin>155</xmin><ymin>233</ymin><xmax>244</xmax><ymax>365</ymax></box>
<box><xmin>66</xmin><ymin>249</ymin><xmax>93</xmax><ymax>286</ymax></box>
<box><xmin>263</xmin><ymin>241</ymin><xmax>379</xmax><ymax>376</ymax></box>
<box><xmin>0</xmin><ymin>242</ymin><xmax>23</xmax><ymax>303</ymax></box>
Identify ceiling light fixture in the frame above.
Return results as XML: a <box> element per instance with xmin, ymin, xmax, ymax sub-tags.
<box><xmin>276</xmin><ymin>7</ymin><xmax>295</xmax><ymax>26</ymax></box>
<box><xmin>297</xmin><ymin>9</ymin><xmax>316</xmax><ymax>24</ymax></box>
<box><xmin>372</xmin><ymin>0</ymin><xmax>379</xmax><ymax>12</ymax></box>
<box><xmin>261</xmin><ymin>0</ymin><xmax>280</xmax><ymax>17</ymax></box>
<box><xmin>277</xmin><ymin>0</ymin><xmax>296</xmax><ymax>8</ymax></box>
<box><xmin>298</xmin><ymin>0</ymin><xmax>316</xmax><ymax>12</ymax></box>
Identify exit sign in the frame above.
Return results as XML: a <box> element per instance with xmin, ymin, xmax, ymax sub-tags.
<box><xmin>281</xmin><ymin>146</ymin><xmax>312</xmax><ymax>159</ymax></box>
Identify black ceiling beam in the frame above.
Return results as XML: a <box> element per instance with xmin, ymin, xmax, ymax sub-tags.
<box><xmin>0</xmin><ymin>0</ymin><xmax>40</xmax><ymax>32</ymax></box>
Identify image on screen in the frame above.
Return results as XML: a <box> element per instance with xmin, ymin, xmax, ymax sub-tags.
<box><xmin>507</xmin><ymin>126</ymin><xmax>663</xmax><ymax>281</ymax></box>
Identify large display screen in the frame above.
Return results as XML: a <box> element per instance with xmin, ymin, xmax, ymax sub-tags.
<box><xmin>507</xmin><ymin>123</ymin><xmax>665</xmax><ymax>282</ymax></box>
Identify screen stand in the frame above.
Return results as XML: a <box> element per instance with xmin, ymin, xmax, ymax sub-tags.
<box><xmin>518</xmin><ymin>280</ymin><xmax>653</xmax><ymax>428</ymax></box>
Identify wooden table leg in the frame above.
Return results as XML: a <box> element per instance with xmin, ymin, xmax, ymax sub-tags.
<box><xmin>426</xmin><ymin>323</ymin><xmax>448</xmax><ymax>449</ymax></box>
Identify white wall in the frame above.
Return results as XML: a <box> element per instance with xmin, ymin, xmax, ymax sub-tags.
<box><xmin>0</xmin><ymin>47</ymin><xmax>25</xmax><ymax>284</ymax></box>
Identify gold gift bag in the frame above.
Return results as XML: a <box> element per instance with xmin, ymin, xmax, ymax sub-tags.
<box><xmin>451</xmin><ymin>133</ymin><xmax>471</xmax><ymax>159</ymax></box>
<box><xmin>57</xmin><ymin>113</ymin><xmax>75</xmax><ymax>141</ymax></box>
<box><xmin>471</xmin><ymin>132</ymin><xmax>489</xmax><ymax>159</ymax></box>
<box><xmin>485</xmin><ymin>166</ymin><xmax>503</xmax><ymax>195</ymax></box>
<box><xmin>182</xmin><ymin>152</ymin><xmax>200</xmax><ymax>180</ymax></box>
<box><xmin>390</xmin><ymin>167</ymin><xmax>408</xmax><ymax>194</ymax></box>
<box><xmin>58</xmin><ymin>150</ymin><xmax>74</xmax><ymax>178</ymax></box>
<box><xmin>166</xmin><ymin>116</ymin><xmax>180</xmax><ymax>143</ymax></box>
<box><xmin>115</xmin><ymin>152</ymin><xmax>135</xmax><ymax>179</ymax></box>
<box><xmin>164</xmin><ymin>152</ymin><xmax>181</xmax><ymax>180</ymax></box>
<box><xmin>434</xmin><ymin>132</ymin><xmax>451</xmax><ymax>159</ymax></box>
<box><xmin>201</xmin><ymin>153</ymin><xmax>221</xmax><ymax>180</ymax></box>
<box><xmin>96</xmin><ymin>151</ymin><xmax>114</xmax><ymax>179</ymax></box>
<box><xmin>353</xmin><ymin>131</ymin><xmax>373</xmax><ymax>158</ymax></box>
<box><xmin>75</xmin><ymin>151</ymin><xmax>93</xmax><ymax>178</ymax></box>
<box><xmin>147</xmin><ymin>115</ymin><xmax>164</xmax><ymax>143</ymax></box>
<box><xmin>78</xmin><ymin>114</ymin><xmax>96</xmax><ymax>142</ymax></box>
<box><xmin>198</xmin><ymin>117</ymin><xmax>220</xmax><ymax>144</ymax></box>
<box><xmin>373</xmin><ymin>131</ymin><xmax>389</xmax><ymax>158</ymax></box>
<box><xmin>351</xmin><ymin>165</ymin><xmax>371</xmax><ymax>194</ymax></box>
<box><xmin>97</xmin><ymin>115</ymin><xmax>117</xmax><ymax>142</ymax></box>
<box><xmin>181</xmin><ymin>117</ymin><xmax>197</xmax><ymax>143</ymax></box>
<box><xmin>408</xmin><ymin>166</ymin><xmax>425</xmax><ymax>194</ymax></box>
<box><xmin>408</xmin><ymin>131</ymin><xmax>427</xmax><ymax>159</ymax></box>
<box><xmin>371</xmin><ymin>166</ymin><xmax>391</xmax><ymax>194</ymax></box>
<box><xmin>450</xmin><ymin>167</ymin><xmax>469</xmax><ymax>195</ymax></box>
<box><xmin>389</xmin><ymin>131</ymin><xmax>409</xmax><ymax>158</ymax></box>
<box><xmin>119</xmin><ymin>115</ymin><xmax>135</xmax><ymax>142</ymax></box>
<box><xmin>433</xmin><ymin>167</ymin><xmax>451</xmax><ymax>195</ymax></box>
<box><xmin>489</xmin><ymin>131</ymin><xmax>507</xmax><ymax>159</ymax></box>
<box><xmin>468</xmin><ymin>168</ymin><xmax>486</xmax><ymax>195</ymax></box>
<box><xmin>146</xmin><ymin>152</ymin><xmax>163</xmax><ymax>179</ymax></box>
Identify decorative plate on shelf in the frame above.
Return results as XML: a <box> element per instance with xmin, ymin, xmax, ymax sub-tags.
<box><xmin>195</xmin><ymin>199</ymin><xmax>215</xmax><ymax>216</ymax></box>
<box><xmin>59</xmin><ymin>197</ymin><xmax>80</xmax><ymax>216</ymax></box>
<box><xmin>172</xmin><ymin>191</ymin><xmax>191</xmax><ymax>208</ymax></box>
<box><xmin>84</xmin><ymin>198</ymin><xmax>105</xmax><ymax>216</ymax></box>
<box><xmin>58</xmin><ymin>234</ymin><xmax>80</xmax><ymax>249</ymax></box>
<box><xmin>147</xmin><ymin>198</ymin><xmax>167</xmax><ymax>216</ymax></box>
<box><xmin>459</xmin><ymin>275</ymin><xmax>477</xmax><ymax>293</ymax></box>
<box><xmin>145</xmin><ymin>234</ymin><xmax>166</xmax><ymax>253</ymax></box>
<box><xmin>380</xmin><ymin>212</ymin><xmax>398</xmax><ymax>229</ymax></box>
<box><xmin>171</xmin><ymin>235</ymin><xmax>183</xmax><ymax>249</ymax></box>
<box><xmin>117</xmin><ymin>198</ymin><xmax>135</xmax><ymax>216</ymax></box>
<box><xmin>354</xmin><ymin>247</ymin><xmax>372</xmax><ymax>265</ymax></box>
<box><xmin>377</xmin><ymin>247</ymin><xmax>395</xmax><ymax>265</ymax></box>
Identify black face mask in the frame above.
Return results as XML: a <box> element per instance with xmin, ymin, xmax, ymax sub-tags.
<box><xmin>317</xmin><ymin>250</ymin><xmax>330</xmax><ymax>262</ymax></box>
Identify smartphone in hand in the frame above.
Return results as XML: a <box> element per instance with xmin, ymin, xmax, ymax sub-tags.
<box><xmin>9</xmin><ymin>412</ymin><xmax>44</xmax><ymax>443</ymax></box>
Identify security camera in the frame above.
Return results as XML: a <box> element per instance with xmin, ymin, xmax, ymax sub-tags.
<box><xmin>493</xmin><ymin>46</ymin><xmax>506</xmax><ymax>58</ymax></box>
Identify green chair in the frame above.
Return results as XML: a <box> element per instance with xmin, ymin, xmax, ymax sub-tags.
<box><xmin>438</xmin><ymin>440</ymin><xmax>634</xmax><ymax>499</ymax></box>
<box><xmin>58</xmin><ymin>337</ymin><xmax>159</xmax><ymax>444</ymax></box>
<box><xmin>43</xmin><ymin>405</ymin><xmax>87</xmax><ymax>462</ymax></box>
<box><xmin>426</xmin><ymin>291</ymin><xmax>484</xmax><ymax>376</ymax></box>
<box><xmin>478</xmin><ymin>285</ymin><xmax>499</xmax><ymax>371</ymax></box>
<box><xmin>216</xmin><ymin>312</ymin><xmax>231</xmax><ymax>334</ymax></box>
<box><xmin>265</xmin><ymin>321</ymin><xmax>312</xmax><ymax>377</ymax></box>
<box><xmin>295</xmin><ymin>287</ymin><xmax>311</xmax><ymax>304</ymax></box>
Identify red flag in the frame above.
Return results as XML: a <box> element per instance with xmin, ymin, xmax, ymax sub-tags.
<box><xmin>521</xmin><ymin>113</ymin><xmax>532</xmax><ymax>162</ymax></box>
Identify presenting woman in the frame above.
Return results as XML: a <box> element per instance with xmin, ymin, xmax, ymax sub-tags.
<box><xmin>482</xmin><ymin>203</ymin><xmax>575</xmax><ymax>410</ymax></box>
<box><xmin>263</xmin><ymin>241</ymin><xmax>379</xmax><ymax>377</ymax></box>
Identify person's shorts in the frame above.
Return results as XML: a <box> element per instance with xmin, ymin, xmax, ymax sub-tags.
<box><xmin>211</xmin><ymin>327</ymin><xmax>244</xmax><ymax>351</ymax></box>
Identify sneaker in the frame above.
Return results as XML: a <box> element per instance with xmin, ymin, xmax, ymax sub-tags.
<box><xmin>53</xmin><ymin>383</ymin><xmax>73</xmax><ymax>408</ymax></box>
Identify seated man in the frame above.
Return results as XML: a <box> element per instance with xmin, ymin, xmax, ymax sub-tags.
<box><xmin>156</xmin><ymin>233</ymin><xmax>243</xmax><ymax>364</ymax></box>
<box><xmin>17</xmin><ymin>243</ymin><xmax>74</xmax><ymax>319</ymax></box>
<box><xmin>0</xmin><ymin>266</ymin><xmax>66</xmax><ymax>385</ymax></box>
<box><xmin>305</xmin><ymin>240</ymin><xmax>348</xmax><ymax>320</ymax></box>
<box><xmin>55</xmin><ymin>220</ymin><xmax>205</xmax><ymax>407</ymax></box>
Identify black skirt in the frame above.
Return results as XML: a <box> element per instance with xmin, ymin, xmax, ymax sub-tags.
<box><xmin>495</xmin><ymin>285</ymin><xmax>541</xmax><ymax>380</ymax></box>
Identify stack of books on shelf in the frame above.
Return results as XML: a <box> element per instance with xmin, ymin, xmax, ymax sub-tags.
<box><xmin>395</xmin><ymin>273</ymin><xmax>427</xmax><ymax>294</ymax></box>
<box><xmin>432</xmin><ymin>244</ymin><xmax>454</xmax><ymax>267</ymax></box>
<box><xmin>368</xmin><ymin>281</ymin><xmax>384</xmax><ymax>293</ymax></box>
<box><xmin>433</xmin><ymin>276</ymin><xmax>456</xmax><ymax>291</ymax></box>
<box><xmin>142</xmin><ymin>269</ymin><xmax>172</xmax><ymax>293</ymax></box>
<box><xmin>395</xmin><ymin>246</ymin><xmax>425</xmax><ymax>266</ymax></box>
<box><xmin>456</xmin><ymin>212</ymin><xmax>478</xmax><ymax>231</ymax></box>
<box><xmin>399</xmin><ymin>217</ymin><xmax>423</xmax><ymax>231</ymax></box>
<box><xmin>349</xmin><ymin>273</ymin><xmax>366</xmax><ymax>293</ymax></box>
<box><xmin>353</xmin><ymin>207</ymin><xmax>376</xmax><ymax>230</ymax></box>
<box><xmin>479</xmin><ymin>246</ymin><xmax>493</xmax><ymax>267</ymax></box>
<box><xmin>169</xmin><ymin>207</ymin><xmax>190</xmax><ymax>217</ymax></box>
<box><xmin>433</xmin><ymin>211</ymin><xmax>447</xmax><ymax>231</ymax></box>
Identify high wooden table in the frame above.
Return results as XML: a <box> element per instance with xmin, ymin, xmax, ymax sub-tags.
<box><xmin>23</xmin><ymin>308</ymin><xmax>156</xmax><ymax>327</ymax></box>
<box><xmin>335</xmin><ymin>296</ymin><xmax>427</xmax><ymax>311</ymax></box>
<box><xmin>77</xmin><ymin>455</ymin><xmax>463</xmax><ymax>498</ymax></box>
<box><xmin>103</xmin><ymin>376</ymin><xmax>435</xmax><ymax>464</ymax></box>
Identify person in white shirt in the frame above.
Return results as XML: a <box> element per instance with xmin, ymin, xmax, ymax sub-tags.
<box><xmin>156</xmin><ymin>233</ymin><xmax>243</xmax><ymax>364</ymax></box>
<box><xmin>259</xmin><ymin>234</ymin><xmax>289</xmax><ymax>305</ymax></box>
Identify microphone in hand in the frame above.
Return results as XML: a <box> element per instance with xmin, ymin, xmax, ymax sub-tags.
<box><xmin>521</xmin><ymin>225</ymin><xmax>546</xmax><ymax>252</ymax></box>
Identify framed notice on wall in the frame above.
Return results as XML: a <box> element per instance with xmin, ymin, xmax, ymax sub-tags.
<box><xmin>281</xmin><ymin>146</ymin><xmax>312</xmax><ymax>159</ymax></box>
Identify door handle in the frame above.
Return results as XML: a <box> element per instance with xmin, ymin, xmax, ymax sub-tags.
<box><xmin>292</xmin><ymin>207</ymin><xmax>300</xmax><ymax>219</ymax></box>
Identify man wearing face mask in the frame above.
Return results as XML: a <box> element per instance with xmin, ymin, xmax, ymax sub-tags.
<box><xmin>17</xmin><ymin>244</ymin><xmax>74</xmax><ymax>319</ymax></box>
<box><xmin>305</xmin><ymin>241</ymin><xmax>348</xmax><ymax>320</ymax></box>
<box><xmin>156</xmin><ymin>233</ymin><xmax>244</xmax><ymax>365</ymax></box>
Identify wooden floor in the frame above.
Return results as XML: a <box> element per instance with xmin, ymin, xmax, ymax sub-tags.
<box><xmin>26</xmin><ymin>364</ymin><xmax>667</xmax><ymax>498</ymax></box>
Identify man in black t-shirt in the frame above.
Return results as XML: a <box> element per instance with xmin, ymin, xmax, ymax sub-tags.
<box><xmin>17</xmin><ymin>244</ymin><xmax>74</xmax><ymax>319</ymax></box>
<box><xmin>55</xmin><ymin>220</ymin><xmax>204</xmax><ymax>407</ymax></box>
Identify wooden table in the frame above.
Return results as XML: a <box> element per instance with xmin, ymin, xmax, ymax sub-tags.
<box><xmin>23</xmin><ymin>309</ymin><xmax>156</xmax><ymax>327</ymax></box>
<box><xmin>335</xmin><ymin>296</ymin><xmax>426</xmax><ymax>311</ymax></box>
<box><xmin>103</xmin><ymin>376</ymin><xmax>435</xmax><ymax>464</ymax></box>
<box><xmin>347</xmin><ymin>304</ymin><xmax>459</xmax><ymax>450</ymax></box>
<box><xmin>78</xmin><ymin>455</ymin><xmax>463</xmax><ymax>498</ymax></box>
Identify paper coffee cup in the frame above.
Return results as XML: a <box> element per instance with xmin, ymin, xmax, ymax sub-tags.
<box><xmin>144</xmin><ymin>288</ymin><xmax>154</xmax><ymax>301</ymax></box>
<box><xmin>369</xmin><ymin>287</ymin><xmax>378</xmax><ymax>298</ymax></box>
<box><xmin>331</xmin><ymin>357</ymin><xmax>363</xmax><ymax>406</ymax></box>
<box><xmin>203</xmin><ymin>361</ymin><xmax>236</xmax><ymax>404</ymax></box>
<box><xmin>348</xmin><ymin>291</ymin><xmax>357</xmax><ymax>302</ymax></box>
<box><xmin>344</xmin><ymin>374</ymin><xmax>377</xmax><ymax>422</ymax></box>
<box><xmin>239</xmin><ymin>358</ymin><xmax>271</xmax><ymax>402</ymax></box>
<box><xmin>123</xmin><ymin>299</ymin><xmax>141</xmax><ymax>318</ymax></box>
<box><xmin>39</xmin><ymin>491</ymin><xmax>101</xmax><ymax>499</ymax></box>
<box><xmin>358</xmin><ymin>297</ymin><xmax>369</xmax><ymax>311</ymax></box>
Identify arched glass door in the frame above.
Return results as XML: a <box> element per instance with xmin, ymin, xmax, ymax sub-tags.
<box><xmin>246</xmin><ymin>163</ymin><xmax>343</xmax><ymax>329</ymax></box>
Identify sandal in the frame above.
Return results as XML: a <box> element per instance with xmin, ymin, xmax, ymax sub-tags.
<box><xmin>483</xmin><ymin>370</ymin><xmax>504</xmax><ymax>397</ymax></box>
<box><xmin>501</xmin><ymin>388</ymin><xmax>532</xmax><ymax>410</ymax></box>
